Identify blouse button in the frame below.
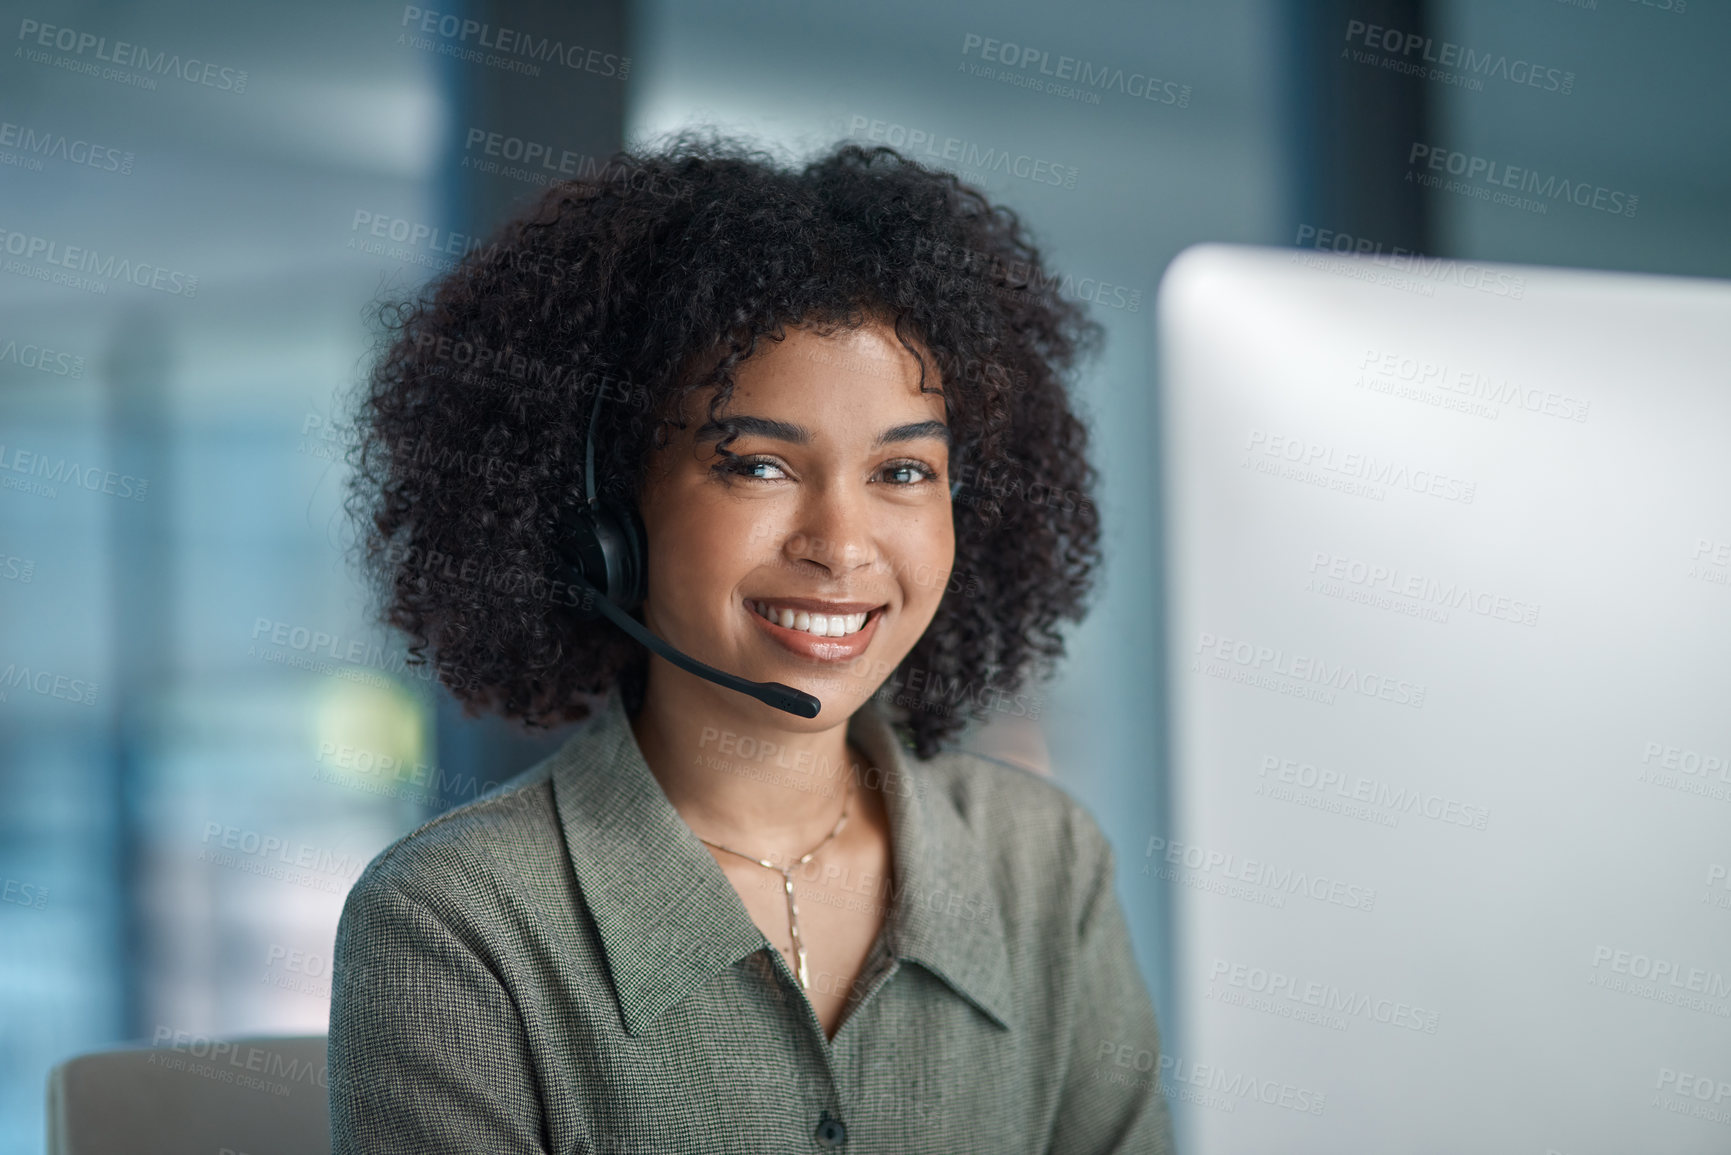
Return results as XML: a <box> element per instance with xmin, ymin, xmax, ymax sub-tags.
<box><xmin>814</xmin><ymin>1109</ymin><xmax>848</xmax><ymax>1147</ymax></box>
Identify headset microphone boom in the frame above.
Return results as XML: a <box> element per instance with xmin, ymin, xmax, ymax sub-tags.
<box><xmin>553</xmin><ymin>383</ymin><xmax>824</xmax><ymax>719</ymax></box>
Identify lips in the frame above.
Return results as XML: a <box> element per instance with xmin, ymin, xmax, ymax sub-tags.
<box><xmin>744</xmin><ymin>596</ymin><xmax>887</xmax><ymax>662</ymax></box>
<box><xmin>747</xmin><ymin>600</ymin><xmax>872</xmax><ymax>637</ymax></box>
<box><xmin>747</xmin><ymin>597</ymin><xmax>885</xmax><ymax>614</ymax></box>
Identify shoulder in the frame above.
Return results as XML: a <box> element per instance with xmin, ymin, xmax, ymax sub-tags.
<box><xmin>338</xmin><ymin>760</ymin><xmax>568</xmax><ymax>927</ymax></box>
<box><xmin>915</xmin><ymin>747</ymin><xmax>1117</xmax><ymax>921</ymax></box>
<box><xmin>921</xmin><ymin>746</ymin><xmax>1113</xmax><ymax>859</ymax></box>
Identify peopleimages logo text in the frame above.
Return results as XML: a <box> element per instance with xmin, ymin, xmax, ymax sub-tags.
<box><xmin>0</xmin><ymin>227</ymin><xmax>197</xmax><ymax>295</ymax></box>
<box><xmin>1144</xmin><ymin>835</ymin><xmax>1378</xmax><ymax>911</ymax></box>
<box><xmin>397</xmin><ymin>6</ymin><xmax>629</xmax><ymax>78</ymax></box>
<box><xmin>1409</xmin><ymin>144</ymin><xmax>1637</xmax><ymax>217</ymax></box>
<box><xmin>846</xmin><ymin>116</ymin><xmax>1078</xmax><ymax>189</ymax></box>
<box><xmin>1343</xmin><ymin>20</ymin><xmax>1573</xmax><ymax>94</ymax></box>
<box><xmin>15</xmin><ymin>19</ymin><xmax>249</xmax><ymax>91</ymax></box>
<box><xmin>0</xmin><ymin>120</ymin><xmax>133</xmax><ymax>174</ymax></box>
<box><xmin>1291</xmin><ymin>225</ymin><xmax>1527</xmax><ymax>298</ymax></box>
<box><xmin>960</xmin><ymin>33</ymin><xmax>1191</xmax><ymax>107</ymax></box>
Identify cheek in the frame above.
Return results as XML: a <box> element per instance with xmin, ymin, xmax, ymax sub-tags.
<box><xmin>643</xmin><ymin>490</ymin><xmax>748</xmax><ymax>613</ymax></box>
<box><xmin>899</xmin><ymin>513</ymin><xmax>956</xmax><ymax>605</ymax></box>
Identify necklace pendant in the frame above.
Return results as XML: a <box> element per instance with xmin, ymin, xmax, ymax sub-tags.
<box><xmin>691</xmin><ymin>770</ymin><xmax>858</xmax><ymax>1001</ymax></box>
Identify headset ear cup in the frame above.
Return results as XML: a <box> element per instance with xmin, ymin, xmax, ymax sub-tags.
<box><xmin>555</xmin><ymin>501</ymin><xmax>646</xmax><ymax>611</ymax></box>
<box><xmin>554</xmin><ymin>504</ymin><xmax>608</xmax><ymax>616</ymax></box>
<box><xmin>611</xmin><ymin>501</ymin><xmax>648</xmax><ymax>611</ymax></box>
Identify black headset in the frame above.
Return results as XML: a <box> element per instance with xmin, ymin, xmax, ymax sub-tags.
<box><xmin>554</xmin><ymin>378</ymin><xmax>967</xmax><ymax>719</ymax></box>
<box><xmin>555</xmin><ymin>392</ymin><xmax>649</xmax><ymax>611</ymax></box>
<box><xmin>554</xmin><ymin>383</ymin><xmax>825</xmax><ymax>717</ymax></box>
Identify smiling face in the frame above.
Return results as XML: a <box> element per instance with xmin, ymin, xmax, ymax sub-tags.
<box><xmin>636</xmin><ymin>318</ymin><xmax>955</xmax><ymax>727</ymax></box>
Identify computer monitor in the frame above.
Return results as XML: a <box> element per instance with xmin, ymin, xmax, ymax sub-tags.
<box><xmin>1154</xmin><ymin>242</ymin><xmax>1731</xmax><ymax>1153</ymax></box>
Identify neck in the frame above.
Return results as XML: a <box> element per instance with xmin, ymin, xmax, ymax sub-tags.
<box><xmin>629</xmin><ymin>661</ymin><xmax>866</xmax><ymax>862</ymax></box>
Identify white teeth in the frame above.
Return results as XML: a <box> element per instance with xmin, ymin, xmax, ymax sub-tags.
<box><xmin>749</xmin><ymin>601</ymin><xmax>872</xmax><ymax>638</ymax></box>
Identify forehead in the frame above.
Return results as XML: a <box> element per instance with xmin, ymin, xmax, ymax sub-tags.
<box><xmin>725</xmin><ymin>321</ymin><xmax>946</xmax><ymax>420</ymax></box>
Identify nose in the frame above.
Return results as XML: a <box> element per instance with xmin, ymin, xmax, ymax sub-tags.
<box><xmin>785</xmin><ymin>483</ymin><xmax>878</xmax><ymax>576</ymax></box>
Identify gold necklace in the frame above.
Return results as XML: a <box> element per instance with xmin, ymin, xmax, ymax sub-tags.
<box><xmin>696</xmin><ymin>770</ymin><xmax>856</xmax><ymax>992</ymax></box>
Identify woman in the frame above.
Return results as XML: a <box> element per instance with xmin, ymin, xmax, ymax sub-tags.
<box><xmin>330</xmin><ymin>130</ymin><xmax>1175</xmax><ymax>1154</ymax></box>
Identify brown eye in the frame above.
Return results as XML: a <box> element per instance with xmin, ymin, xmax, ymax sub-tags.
<box><xmin>879</xmin><ymin>460</ymin><xmax>939</xmax><ymax>486</ymax></box>
<box><xmin>714</xmin><ymin>455</ymin><xmax>788</xmax><ymax>481</ymax></box>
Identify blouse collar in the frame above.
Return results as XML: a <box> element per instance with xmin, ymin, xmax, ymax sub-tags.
<box><xmin>548</xmin><ymin>689</ymin><xmax>1015</xmax><ymax>1037</ymax></box>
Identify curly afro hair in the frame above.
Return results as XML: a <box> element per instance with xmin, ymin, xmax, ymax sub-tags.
<box><xmin>342</xmin><ymin>128</ymin><xmax>1107</xmax><ymax>759</ymax></box>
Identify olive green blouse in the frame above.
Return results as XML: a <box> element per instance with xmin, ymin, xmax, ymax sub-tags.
<box><xmin>327</xmin><ymin>689</ymin><xmax>1176</xmax><ymax>1153</ymax></box>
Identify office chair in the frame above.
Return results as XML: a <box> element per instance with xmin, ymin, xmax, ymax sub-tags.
<box><xmin>45</xmin><ymin>1034</ymin><xmax>329</xmax><ymax>1155</ymax></box>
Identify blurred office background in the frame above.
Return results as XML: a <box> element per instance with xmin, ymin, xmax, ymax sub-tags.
<box><xmin>0</xmin><ymin>0</ymin><xmax>1726</xmax><ymax>1150</ymax></box>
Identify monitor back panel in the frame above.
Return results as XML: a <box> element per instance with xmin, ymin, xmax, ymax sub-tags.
<box><xmin>1155</xmin><ymin>243</ymin><xmax>1731</xmax><ymax>1153</ymax></box>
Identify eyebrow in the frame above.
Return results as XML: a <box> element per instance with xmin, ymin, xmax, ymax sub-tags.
<box><xmin>696</xmin><ymin>415</ymin><xmax>951</xmax><ymax>449</ymax></box>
